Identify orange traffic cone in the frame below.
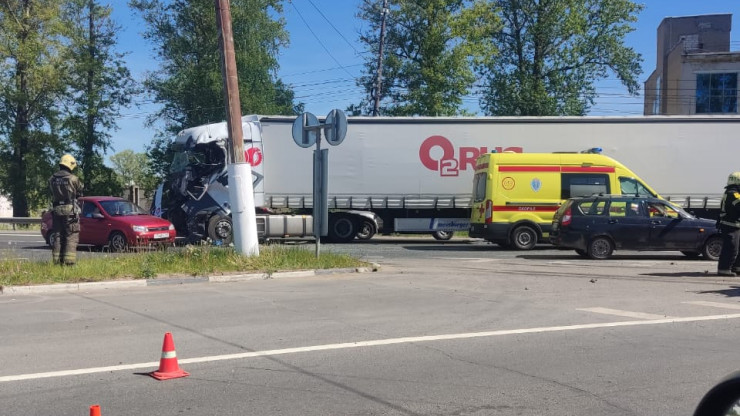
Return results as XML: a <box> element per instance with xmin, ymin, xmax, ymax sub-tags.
<box><xmin>149</xmin><ymin>332</ymin><xmax>189</xmax><ymax>380</ymax></box>
<box><xmin>89</xmin><ymin>404</ymin><xmax>101</xmax><ymax>416</ymax></box>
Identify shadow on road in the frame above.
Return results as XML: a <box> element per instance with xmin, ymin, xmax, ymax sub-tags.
<box><xmin>519</xmin><ymin>253</ymin><xmax>708</xmax><ymax>261</ymax></box>
<box><xmin>694</xmin><ymin>286</ymin><xmax>740</xmax><ymax>298</ymax></box>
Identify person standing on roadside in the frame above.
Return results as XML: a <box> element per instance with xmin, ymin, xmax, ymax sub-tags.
<box><xmin>49</xmin><ymin>154</ymin><xmax>84</xmax><ymax>265</ymax></box>
<box><xmin>717</xmin><ymin>172</ymin><xmax>740</xmax><ymax>276</ymax></box>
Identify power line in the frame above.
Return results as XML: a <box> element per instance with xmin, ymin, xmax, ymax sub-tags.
<box><xmin>288</xmin><ymin>1</ymin><xmax>359</xmax><ymax>80</ymax></box>
<box><xmin>305</xmin><ymin>0</ymin><xmax>362</xmax><ymax>55</ymax></box>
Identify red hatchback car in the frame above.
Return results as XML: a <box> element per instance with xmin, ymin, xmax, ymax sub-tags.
<box><xmin>41</xmin><ymin>196</ymin><xmax>176</xmax><ymax>251</ymax></box>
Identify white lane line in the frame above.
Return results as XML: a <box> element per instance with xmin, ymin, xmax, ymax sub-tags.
<box><xmin>577</xmin><ymin>307</ymin><xmax>673</xmax><ymax>320</ymax></box>
<box><xmin>684</xmin><ymin>301</ymin><xmax>740</xmax><ymax>310</ymax></box>
<box><xmin>3</xmin><ymin>312</ymin><xmax>740</xmax><ymax>383</ymax></box>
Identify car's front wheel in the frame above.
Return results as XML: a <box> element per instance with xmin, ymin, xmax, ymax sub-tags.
<box><xmin>587</xmin><ymin>237</ymin><xmax>614</xmax><ymax>260</ymax></box>
<box><xmin>108</xmin><ymin>231</ymin><xmax>128</xmax><ymax>252</ymax></box>
<box><xmin>48</xmin><ymin>231</ymin><xmax>59</xmax><ymax>248</ymax></box>
<box><xmin>702</xmin><ymin>235</ymin><xmax>723</xmax><ymax>261</ymax></box>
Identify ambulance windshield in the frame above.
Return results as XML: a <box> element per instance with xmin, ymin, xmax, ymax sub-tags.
<box><xmin>620</xmin><ymin>177</ymin><xmax>655</xmax><ymax>197</ymax></box>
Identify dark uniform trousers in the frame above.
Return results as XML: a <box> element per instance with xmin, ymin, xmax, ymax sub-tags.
<box><xmin>51</xmin><ymin>204</ymin><xmax>80</xmax><ymax>265</ymax></box>
<box><xmin>718</xmin><ymin>225</ymin><xmax>740</xmax><ymax>273</ymax></box>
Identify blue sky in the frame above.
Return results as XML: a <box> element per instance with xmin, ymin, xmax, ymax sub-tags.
<box><xmin>108</xmin><ymin>0</ymin><xmax>740</xmax><ymax>157</ymax></box>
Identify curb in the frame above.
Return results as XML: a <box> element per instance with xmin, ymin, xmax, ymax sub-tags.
<box><xmin>0</xmin><ymin>264</ymin><xmax>379</xmax><ymax>296</ymax></box>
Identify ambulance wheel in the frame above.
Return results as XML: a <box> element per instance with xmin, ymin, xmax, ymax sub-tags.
<box><xmin>510</xmin><ymin>225</ymin><xmax>538</xmax><ymax>250</ymax></box>
<box><xmin>328</xmin><ymin>215</ymin><xmax>357</xmax><ymax>243</ymax></box>
<box><xmin>432</xmin><ymin>231</ymin><xmax>453</xmax><ymax>241</ymax></box>
<box><xmin>208</xmin><ymin>214</ymin><xmax>233</xmax><ymax>246</ymax></box>
<box><xmin>587</xmin><ymin>237</ymin><xmax>614</xmax><ymax>260</ymax></box>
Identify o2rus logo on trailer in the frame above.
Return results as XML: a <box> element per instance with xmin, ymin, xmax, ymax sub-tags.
<box><xmin>418</xmin><ymin>135</ymin><xmax>522</xmax><ymax>177</ymax></box>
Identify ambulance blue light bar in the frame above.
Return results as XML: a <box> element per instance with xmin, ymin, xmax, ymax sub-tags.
<box><xmin>580</xmin><ymin>147</ymin><xmax>602</xmax><ymax>154</ymax></box>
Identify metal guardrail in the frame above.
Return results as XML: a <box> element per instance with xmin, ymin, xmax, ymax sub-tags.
<box><xmin>0</xmin><ymin>217</ymin><xmax>42</xmax><ymax>230</ymax></box>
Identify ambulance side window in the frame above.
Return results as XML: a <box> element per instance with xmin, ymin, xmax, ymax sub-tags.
<box><xmin>619</xmin><ymin>177</ymin><xmax>655</xmax><ymax>197</ymax></box>
<box><xmin>561</xmin><ymin>174</ymin><xmax>610</xmax><ymax>199</ymax></box>
<box><xmin>473</xmin><ymin>173</ymin><xmax>487</xmax><ymax>203</ymax></box>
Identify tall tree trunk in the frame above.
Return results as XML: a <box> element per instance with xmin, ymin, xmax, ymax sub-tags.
<box><xmin>12</xmin><ymin>26</ymin><xmax>30</xmax><ymax>217</ymax></box>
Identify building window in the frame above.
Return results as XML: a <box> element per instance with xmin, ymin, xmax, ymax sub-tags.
<box><xmin>696</xmin><ymin>73</ymin><xmax>738</xmax><ymax>113</ymax></box>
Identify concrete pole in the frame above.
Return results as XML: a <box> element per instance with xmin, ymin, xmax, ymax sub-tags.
<box><xmin>215</xmin><ymin>0</ymin><xmax>259</xmax><ymax>256</ymax></box>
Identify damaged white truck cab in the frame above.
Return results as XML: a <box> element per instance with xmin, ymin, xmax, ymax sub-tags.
<box><xmin>152</xmin><ymin>115</ymin><xmax>380</xmax><ymax>244</ymax></box>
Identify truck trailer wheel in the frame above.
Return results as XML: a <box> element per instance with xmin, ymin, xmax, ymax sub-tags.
<box><xmin>510</xmin><ymin>225</ymin><xmax>538</xmax><ymax>250</ymax></box>
<box><xmin>432</xmin><ymin>231</ymin><xmax>453</xmax><ymax>241</ymax></box>
<box><xmin>356</xmin><ymin>219</ymin><xmax>376</xmax><ymax>240</ymax></box>
<box><xmin>328</xmin><ymin>215</ymin><xmax>357</xmax><ymax>243</ymax></box>
<box><xmin>208</xmin><ymin>214</ymin><xmax>233</xmax><ymax>245</ymax></box>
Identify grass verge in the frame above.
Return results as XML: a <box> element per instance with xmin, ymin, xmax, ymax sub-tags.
<box><xmin>0</xmin><ymin>245</ymin><xmax>369</xmax><ymax>287</ymax></box>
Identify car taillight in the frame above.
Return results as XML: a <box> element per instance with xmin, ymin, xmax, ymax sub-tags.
<box><xmin>561</xmin><ymin>207</ymin><xmax>572</xmax><ymax>226</ymax></box>
<box><xmin>485</xmin><ymin>200</ymin><xmax>493</xmax><ymax>224</ymax></box>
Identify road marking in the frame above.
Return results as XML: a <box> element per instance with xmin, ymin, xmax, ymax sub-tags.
<box><xmin>684</xmin><ymin>301</ymin><xmax>740</xmax><ymax>310</ymax></box>
<box><xmin>577</xmin><ymin>307</ymin><xmax>673</xmax><ymax>320</ymax></box>
<box><xmin>2</xmin><ymin>312</ymin><xmax>740</xmax><ymax>383</ymax></box>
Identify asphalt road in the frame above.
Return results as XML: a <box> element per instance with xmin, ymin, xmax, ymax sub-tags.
<box><xmin>2</xmin><ymin>232</ymin><xmax>740</xmax><ymax>415</ymax></box>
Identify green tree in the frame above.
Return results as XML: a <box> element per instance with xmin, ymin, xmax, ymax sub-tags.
<box><xmin>131</xmin><ymin>0</ymin><xmax>301</xmax><ymax>185</ymax></box>
<box><xmin>109</xmin><ymin>149</ymin><xmax>157</xmax><ymax>191</ymax></box>
<box><xmin>130</xmin><ymin>0</ymin><xmax>299</xmax><ymax>134</ymax></box>
<box><xmin>0</xmin><ymin>0</ymin><xmax>70</xmax><ymax>216</ymax></box>
<box><xmin>479</xmin><ymin>0</ymin><xmax>643</xmax><ymax>116</ymax></box>
<box><xmin>61</xmin><ymin>0</ymin><xmax>136</xmax><ymax>196</ymax></box>
<box><xmin>356</xmin><ymin>0</ymin><xmax>495</xmax><ymax>116</ymax></box>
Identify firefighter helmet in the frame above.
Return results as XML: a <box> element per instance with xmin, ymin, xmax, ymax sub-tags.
<box><xmin>728</xmin><ymin>172</ymin><xmax>740</xmax><ymax>186</ymax></box>
<box><xmin>59</xmin><ymin>154</ymin><xmax>77</xmax><ymax>171</ymax></box>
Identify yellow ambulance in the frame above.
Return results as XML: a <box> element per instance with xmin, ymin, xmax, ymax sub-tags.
<box><xmin>468</xmin><ymin>149</ymin><xmax>661</xmax><ymax>249</ymax></box>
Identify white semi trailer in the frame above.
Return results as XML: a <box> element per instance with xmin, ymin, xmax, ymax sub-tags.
<box><xmin>152</xmin><ymin>115</ymin><xmax>740</xmax><ymax>243</ymax></box>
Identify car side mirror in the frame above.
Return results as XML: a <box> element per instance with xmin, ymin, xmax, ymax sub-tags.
<box><xmin>92</xmin><ymin>212</ymin><xmax>104</xmax><ymax>219</ymax></box>
<box><xmin>694</xmin><ymin>371</ymin><xmax>740</xmax><ymax>416</ymax></box>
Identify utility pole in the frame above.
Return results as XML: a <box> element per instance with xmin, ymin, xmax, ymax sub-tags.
<box><xmin>215</xmin><ymin>0</ymin><xmax>244</xmax><ymax>164</ymax></box>
<box><xmin>372</xmin><ymin>0</ymin><xmax>388</xmax><ymax>117</ymax></box>
<box><xmin>214</xmin><ymin>0</ymin><xmax>259</xmax><ymax>256</ymax></box>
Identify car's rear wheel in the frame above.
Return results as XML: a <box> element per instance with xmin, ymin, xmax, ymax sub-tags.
<box><xmin>510</xmin><ymin>225</ymin><xmax>538</xmax><ymax>250</ymax></box>
<box><xmin>587</xmin><ymin>237</ymin><xmax>614</xmax><ymax>260</ymax></box>
<box><xmin>108</xmin><ymin>231</ymin><xmax>128</xmax><ymax>252</ymax></box>
<box><xmin>432</xmin><ymin>231</ymin><xmax>453</xmax><ymax>241</ymax></box>
<box><xmin>702</xmin><ymin>235</ymin><xmax>722</xmax><ymax>261</ymax></box>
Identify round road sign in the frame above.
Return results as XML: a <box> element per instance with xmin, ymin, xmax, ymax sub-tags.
<box><xmin>292</xmin><ymin>112</ymin><xmax>319</xmax><ymax>148</ymax></box>
<box><xmin>324</xmin><ymin>109</ymin><xmax>347</xmax><ymax>146</ymax></box>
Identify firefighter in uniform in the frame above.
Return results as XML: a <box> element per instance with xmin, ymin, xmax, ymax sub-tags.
<box><xmin>717</xmin><ymin>172</ymin><xmax>740</xmax><ymax>276</ymax></box>
<box><xmin>49</xmin><ymin>154</ymin><xmax>84</xmax><ymax>265</ymax></box>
